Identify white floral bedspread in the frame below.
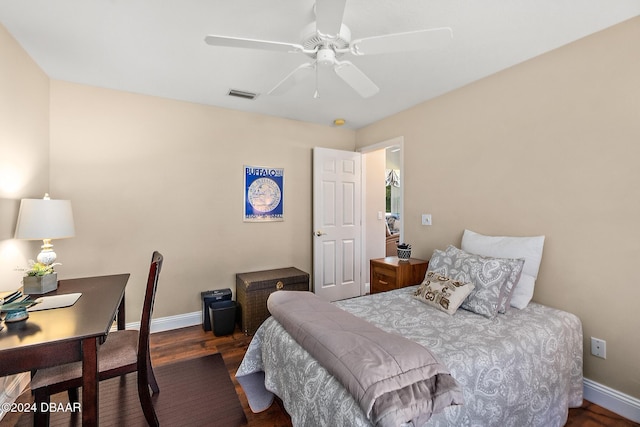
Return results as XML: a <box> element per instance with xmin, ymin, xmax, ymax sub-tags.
<box><xmin>237</xmin><ymin>286</ymin><xmax>583</xmax><ymax>427</ymax></box>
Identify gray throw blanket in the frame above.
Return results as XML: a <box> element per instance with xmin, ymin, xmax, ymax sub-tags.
<box><xmin>267</xmin><ymin>291</ymin><xmax>464</xmax><ymax>427</ymax></box>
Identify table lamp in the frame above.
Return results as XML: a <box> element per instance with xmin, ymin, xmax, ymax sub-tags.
<box><xmin>14</xmin><ymin>193</ymin><xmax>75</xmax><ymax>266</ymax></box>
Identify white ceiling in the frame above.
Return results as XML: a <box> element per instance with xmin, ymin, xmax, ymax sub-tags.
<box><xmin>1</xmin><ymin>1</ymin><xmax>639</xmax><ymax>129</ymax></box>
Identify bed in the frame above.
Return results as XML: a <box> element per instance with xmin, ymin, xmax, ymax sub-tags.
<box><xmin>237</xmin><ymin>286</ymin><xmax>583</xmax><ymax>426</ymax></box>
<box><xmin>237</xmin><ymin>233</ymin><xmax>584</xmax><ymax>426</ymax></box>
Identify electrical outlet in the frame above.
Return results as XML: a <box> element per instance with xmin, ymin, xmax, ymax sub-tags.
<box><xmin>591</xmin><ymin>337</ymin><xmax>606</xmax><ymax>359</ymax></box>
<box><xmin>421</xmin><ymin>214</ymin><xmax>432</xmax><ymax>226</ymax></box>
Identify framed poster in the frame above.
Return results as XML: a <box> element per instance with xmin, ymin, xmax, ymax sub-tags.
<box><xmin>244</xmin><ymin>165</ymin><xmax>284</xmax><ymax>222</ymax></box>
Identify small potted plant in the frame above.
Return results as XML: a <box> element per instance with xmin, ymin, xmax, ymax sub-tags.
<box><xmin>22</xmin><ymin>261</ymin><xmax>60</xmax><ymax>294</ymax></box>
<box><xmin>397</xmin><ymin>243</ymin><xmax>412</xmax><ymax>261</ymax></box>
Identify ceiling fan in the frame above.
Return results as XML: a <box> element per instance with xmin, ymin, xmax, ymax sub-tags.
<box><xmin>204</xmin><ymin>0</ymin><xmax>452</xmax><ymax>99</ymax></box>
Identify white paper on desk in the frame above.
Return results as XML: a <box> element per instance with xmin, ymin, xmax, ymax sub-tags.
<box><xmin>28</xmin><ymin>293</ymin><xmax>82</xmax><ymax>311</ymax></box>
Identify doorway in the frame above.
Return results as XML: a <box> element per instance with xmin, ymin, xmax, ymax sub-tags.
<box><xmin>359</xmin><ymin>136</ymin><xmax>404</xmax><ymax>293</ymax></box>
<box><xmin>385</xmin><ymin>145</ymin><xmax>402</xmax><ymax>256</ymax></box>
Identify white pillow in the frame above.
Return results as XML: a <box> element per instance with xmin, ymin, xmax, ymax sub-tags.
<box><xmin>461</xmin><ymin>229</ymin><xmax>545</xmax><ymax>309</ymax></box>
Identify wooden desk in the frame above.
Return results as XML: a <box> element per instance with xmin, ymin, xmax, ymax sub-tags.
<box><xmin>0</xmin><ymin>274</ymin><xmax>129</xmax><ymax>426</ymax></box>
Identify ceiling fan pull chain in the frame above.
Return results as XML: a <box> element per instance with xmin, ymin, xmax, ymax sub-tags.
<box><xmin>314</xmin><ymin>64</ymin><xmax>320</xmax><ymax>99</ymax></box>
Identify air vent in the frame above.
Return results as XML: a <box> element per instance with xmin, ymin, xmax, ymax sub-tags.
<box><xmin>228</xmin><ymin>89</ymin><xmax>258</xmax><ymax>100</ymax></box>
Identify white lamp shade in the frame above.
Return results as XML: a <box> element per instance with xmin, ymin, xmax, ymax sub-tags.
<box><xmin>15</xmin><ymin>198</ymin><xmax>75</xmax><ymax>240</ymax></box>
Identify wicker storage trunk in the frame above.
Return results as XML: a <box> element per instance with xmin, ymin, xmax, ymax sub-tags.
<box><xmin>236</xmin><ymin>267</ymin><xmax>309</xmax><ymax>335</ymax></box>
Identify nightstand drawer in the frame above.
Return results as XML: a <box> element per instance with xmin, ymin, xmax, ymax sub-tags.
<box><xmin>372</xmin><ymin>262</ymin><xmax>397</xmax><ymax>280</ymax></box>
<box><xmin>372</xmin><ymin>273</ymin><xmax>396</xmax><ymax>293</ymax></box>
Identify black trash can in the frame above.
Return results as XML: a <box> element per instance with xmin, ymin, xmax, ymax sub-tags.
<box><xmin>209</xmin><ymin>300</ymin><xmax>237</xmax><ymax>336</ymax></box>
<box><xmin>201</xmin><ymin>289</ymin><xmax>232</xmax><ymax>331</ymax></box>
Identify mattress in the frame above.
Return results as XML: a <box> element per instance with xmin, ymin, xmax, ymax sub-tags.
<box><xmin>237</xmin><ymin>285</ymin><xmax>583</xmax><ymax>426</ymax></box>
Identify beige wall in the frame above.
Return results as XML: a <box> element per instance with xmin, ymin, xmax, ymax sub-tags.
<box><xmin>356</xmin><ymin>17</ymin><xmax>640</xmax><ymax>399</ymax></box>
<box><xmin>48</xmin><ymin>81</ymin><xmax>355</xmax><ymax>320</ymax></box>
<box><xmin>0</xmin><ymin>24</ymin><xmax>49</xmax><ymax>290</ymax></box>
<box><xmin>0</xmin><ymin>23</ymin><xmax>50</xmax><ymax>411</ymax></box>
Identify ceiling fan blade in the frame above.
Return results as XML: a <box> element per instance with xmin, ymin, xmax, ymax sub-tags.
<box><xmin>204</xmin><ymin>35</ymin><xmax>304</xmax><ymax>54</ymax></box>
<box><xmin>315</xmin><ymin>0</ymin><xmax>347</xmax><ymax>36</ymax></box>
<box><xmin>268</xmin><ymin>63</ymin><xmax>315</xmax><ymax>95</ymax></box>
<box><xmin>350</xmin><ymin>27</ymin><xmax>453</xmax><ymax>56</ymax></box>
<box><xmin>333</xmin><ymin>61</ymin><xmax>379</xmax><ymax>98</ymax></box>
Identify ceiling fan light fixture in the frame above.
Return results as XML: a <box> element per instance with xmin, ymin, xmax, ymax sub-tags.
<box><xmin>317</xmin><ymin>48</ymin><xmax>336</xmax><ymax>66</ymax></box>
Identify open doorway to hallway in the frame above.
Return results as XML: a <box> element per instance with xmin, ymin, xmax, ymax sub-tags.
<box><xmin>385</xmin><ymin>145</ymin><xmax>402</xmax><ymax>257</ymax></box>
<box><xmin>359</xmin><ymin>136</ymin><xmax>403</xmax><ymax>293</ymax></box>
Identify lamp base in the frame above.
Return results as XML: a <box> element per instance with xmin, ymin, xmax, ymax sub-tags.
<box><xmin>37</xmin><ymin>250</ymin><xmax>57</xmax><ymax>266</ymax></box>
<box><xmin>37</xmin><ymin>239</ymin><xmax>57</xmax><ymax>266</ymax></box>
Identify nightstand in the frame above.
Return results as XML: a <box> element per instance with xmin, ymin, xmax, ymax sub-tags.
<box><xmin>370</xmin><ymin>257</ymin><xmax>429</xmax><ymax>294</ymax></box>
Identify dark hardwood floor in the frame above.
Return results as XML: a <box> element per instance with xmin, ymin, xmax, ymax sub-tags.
<box><xmin>149</xmin><ymin>325</ymin><xmax>292</xmax><ymax>427</ymax></box>
<box><xmin>3</xmin><ymin>324</ymin><xmax>638</xmax><ymax>426</ymax></box>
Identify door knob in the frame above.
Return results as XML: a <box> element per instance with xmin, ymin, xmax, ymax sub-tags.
<box><xmin>313</xmin><ymin>230</ymin><xmax>326</xmax><ymax>237</ymax></box>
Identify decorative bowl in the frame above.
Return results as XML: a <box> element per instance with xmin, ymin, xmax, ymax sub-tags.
<box><xmin>1</xmin><ymin>299</ymin><xmax>37</xmax><ymax>323</ymax></box>
<box><xmin>4</xmin><ymin>308</ymin><xmax>29</xmax><ymax>323</ymax></box>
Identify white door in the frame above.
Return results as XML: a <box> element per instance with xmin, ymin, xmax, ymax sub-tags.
<box><xmin>313</xmin><ymin>147</ymin><xmax>362</xmax><ymax>301</ymax></box>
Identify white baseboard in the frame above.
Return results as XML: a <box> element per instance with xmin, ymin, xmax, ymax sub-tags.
<box><xmin>583</xmin><ymin>378</ymin><xmax>640</xmax><ymax>423</ymax></box>
<box><xmin>149</xmin><ymin>311</ymin><xmax>202</xmax><ymax>333</ymax></box>
<box><xmin>116</xmin><ymin>310</ymin><xmax>202</xmax><ymax>333</ymax></box>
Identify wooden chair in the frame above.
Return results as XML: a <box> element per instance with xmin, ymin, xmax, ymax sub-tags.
<box><xmin>31</xmin><ymin>251</ymin><xmax>164</xmax><ymax>426</ymax></box>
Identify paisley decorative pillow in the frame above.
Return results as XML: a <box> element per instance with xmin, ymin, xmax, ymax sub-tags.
<box><xmin>495</xmin><ymin>256</ymin><xmax>525</xmax><ymax>313</ymax></box>
<box><xmin>428</xmin><ymin>246</ymin><xmax>524</xmax><ymax>318</ymax></box>
<box><xmin>413</xmin><ymin>271</ymin><xmax>474</xmax><ymax>315</ymax></box>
